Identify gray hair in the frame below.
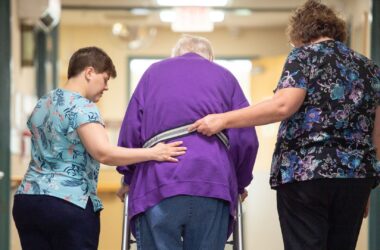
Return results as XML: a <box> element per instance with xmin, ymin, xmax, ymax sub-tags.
<box><xmin>171</xmin><ymin>34</ymin><xmax>214</xmax><ymax>61</ymax></box>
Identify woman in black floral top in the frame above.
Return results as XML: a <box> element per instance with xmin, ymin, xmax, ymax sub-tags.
<box><xmin>191</xmin><ymin>0</ymin><xmax>380</xmax><ymax>249</ymax></box>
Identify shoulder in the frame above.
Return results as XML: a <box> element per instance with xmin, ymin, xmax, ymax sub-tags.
<box><xmin>285</xmin><ymin>47</ymin><xmax>311</xmax><ymax>65</ymax></box>
<box><xmin>57</xmin><ymin>91</ymin><xmax>99</xmax><ymax>115</ymax></box>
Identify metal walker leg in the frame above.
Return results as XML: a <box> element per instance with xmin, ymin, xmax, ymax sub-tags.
<box><xmin>226</xmin><ymin>196</ymin><xmax>244</xmax><ymax>250</ymax></box>
<box><xmin>121</xmin><ymin>195</ymin><xmax>244</xmax><ymax>250</ymax></box>
<box><xmin>121</xmin><ymin>194</ymin><xmax>135</xmax><ymax>250</ymax></box>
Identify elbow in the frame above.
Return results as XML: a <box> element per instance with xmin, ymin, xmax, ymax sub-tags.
<box><xmin>97</xmin><ymin>154</ymin><xmax>109</xmax><ymax>165</ymax></box>
<box><xmin>99</xmin><ymin>154</ymin><xmax>114</xmax><ymax>166</ymax></box>
<box><xmin>92</xmin><ymin>149</ymin><xmax>112</xmax><ymax>165</ymax></box>
<box><xmin>277</xmin><ymin>102</ymin><xmax>296</xmax><ymax>120</ymax></box>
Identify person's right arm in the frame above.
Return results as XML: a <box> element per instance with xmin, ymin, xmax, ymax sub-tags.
<box><xmin>77</xmin><ymin>122</ymin><xmax>186</xmax><ymax>166</ymax></box>
<box><xmin>373</xmin><ymin>107</ymin><xmax>380</xmax><ymax>161</ymax></box>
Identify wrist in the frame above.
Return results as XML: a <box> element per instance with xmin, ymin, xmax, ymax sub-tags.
<box><xmin>221</xmin><ymin>113</ymin><xmax>230</xmax><ymax>129</ymax></box>
<box><xmin>147</xmin><ymin>147</ymin><xmax>157</xmax><ymax>161</ymax></box>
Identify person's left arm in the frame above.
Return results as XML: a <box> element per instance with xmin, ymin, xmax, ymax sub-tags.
<box><xmin>373</xmin><ymin>106</ymin><xmax>380</xmax><ymax>161</ymax></box>
<box><xmin>233</xmin><ymin>87</ymin><xmax>306</xmax><ymax>125</ymax></box>
<box><xmin>191</xmin><ymin>88</ymin><xmax>306</xmax><ymax>135</ymax></box>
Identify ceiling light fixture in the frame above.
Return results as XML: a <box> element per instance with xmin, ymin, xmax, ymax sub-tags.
<box><xmin>159</xmin><ymin>9</ymin><xmax>176</xmax><ymax>22</ymax></box>
<box><xmin>209</xmin><ymin>10</ymin><xmax>224</xmax><ymax>22</ymax></box>
<box><xmin>156</xmin><ymin>0</ymin><xmax>229</xmax><ymax>7</ymax></box>
<box><xmin>159</xmin><ymin>7</ymin><xmax>225</xmax><ymax>32</ymax></box>
<box><xmin>159</xmin><ymin>9</ymin><xmax>224</xmax><ymax>23</ymax></box>
<box><xmin>130</xmin><ymin>8</ymin><xmax>151</xmax><ymax>16</ymax></box>
<box><xmin>233</xmin><ymin>9</ymin><xmax>252</xmax><ymax>16</ymax></box>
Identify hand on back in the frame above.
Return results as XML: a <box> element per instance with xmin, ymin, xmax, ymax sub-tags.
<box><xmin>151</xmin><ymin>141</ymin><xmax>187</xmax><ymax>162</ymax></box>
<box><xmin>189</xmin><ymin>114</ymin><xmax>225</xmax><ymax>136</ymax></box>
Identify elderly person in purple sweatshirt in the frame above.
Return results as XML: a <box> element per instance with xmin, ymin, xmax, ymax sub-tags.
<box><xmin>116</xmin><ymin>35</ymin><xmax>258</xmax><ymax>250</ymax></box>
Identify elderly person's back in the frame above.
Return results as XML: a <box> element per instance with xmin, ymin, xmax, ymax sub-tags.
<box><xmin>191</xmin><ymin>1</ymin><xmax>380</xmax><ymax>249</ymax></box>
<box><xmin>117</xmin><ymin>35</ymin><xmax>258</xmax><ymax>250</ymax></box>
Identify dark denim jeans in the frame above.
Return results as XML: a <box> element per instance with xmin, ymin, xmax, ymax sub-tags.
<box><xmin>135</xmin><ymin>195</ymin><xmax>229</xmax><ymax>250</ymax></box>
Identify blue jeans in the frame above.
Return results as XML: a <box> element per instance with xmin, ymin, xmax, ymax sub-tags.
<box><xmin>135</xmin><ymin>195</ymin><xmax>229</xmax><ymax>250</ymax></box>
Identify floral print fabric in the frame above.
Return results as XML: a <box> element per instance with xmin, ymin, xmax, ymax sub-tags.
<box><xmin>270</xmin><ymin>40</ymin><xmax>380</xmax><ymax>188</ymax></box>
<box><xmin>16</xmin><ymin>89</ymin><xmax>104</xmax><ymax>211</ymax></box>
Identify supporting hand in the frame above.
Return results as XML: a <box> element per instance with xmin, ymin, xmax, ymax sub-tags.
<box><xmin>240</xmin><ymin>190</ymin><xmax>248</xmax><ymax>202</ymax></box>
<box><xmin>188</xmin><ymin>114</ymin><xmax>226</xmax><ymax>136</ymax></box>
<box><xmin>151</xmin><ymin>141</ymin><xmax>187</xmax><ymax>162</ymax></box>
<box><xmin>116</xmin><ymin>184</ymin><xmax>130</xmax><ymax>202</ymax></box>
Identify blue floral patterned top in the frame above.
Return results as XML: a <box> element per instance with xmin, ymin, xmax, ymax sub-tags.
<box><xmin>270</xmin><ymin>40</ymin><xmax>380</xmax><ymax>188</ymax></box>
<box><xmin>16</xmin><ymin>89</ymin><xmax>104</xmax><ymax>211</ymax></box>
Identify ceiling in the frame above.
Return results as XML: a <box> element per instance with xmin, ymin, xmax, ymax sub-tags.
<box><xmin>60</xmin><ymin>0</ymin><xmax>348</xmax><ymax>29</ymax></box>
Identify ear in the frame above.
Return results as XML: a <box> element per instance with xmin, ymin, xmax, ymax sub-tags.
<box><xmin>84</xmin><ymin>67</ymin><xmax>95</xmax><ymax>82</ymax></box>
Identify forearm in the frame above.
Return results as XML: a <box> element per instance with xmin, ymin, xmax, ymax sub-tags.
<box><xmin>374</xmin><ymin>134</ymin><xmax>380</xmax><ymax>160</ymax></box>
<box><xmin>224</xmin><ymin>98</ymin><xmax>290</xmax><ymax>128</ymax></box>
<box><xmin>98</xmin><ymin>145</ymin><xmax>154</xmax><ymax>166</ymax></box>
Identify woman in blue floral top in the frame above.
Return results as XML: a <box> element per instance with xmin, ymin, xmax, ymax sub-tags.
<box><xmin>191</xmin><ymin>1</ymin><xmax>380</xmax><ymax>249</ymax></box>
<box><xmin>12</xmin><ymin>47</ymin><xmax>186</xmax><ymax>250</ymax></box>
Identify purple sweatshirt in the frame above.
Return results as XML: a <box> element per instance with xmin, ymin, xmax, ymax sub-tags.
<box><xmin>117</xmin><ymin>53</ymin><xmax>259</xmax><ymax>232</ymax></box>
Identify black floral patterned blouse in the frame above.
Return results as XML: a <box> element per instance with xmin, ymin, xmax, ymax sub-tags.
<box><xmin>270</xmin><ymin>40</ymin><xmax>380</xmax><ymax>188</ymax></box>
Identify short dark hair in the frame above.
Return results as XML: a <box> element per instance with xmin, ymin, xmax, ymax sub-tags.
<box><xmin>287</xmin><ymin>0</ymin><xmax>347</xmax><ymax>45</ymax></box>
<box><xmin>67</xmin><ymin>47</ymin><xmax>117</xmax><ymax>79</ymax></box>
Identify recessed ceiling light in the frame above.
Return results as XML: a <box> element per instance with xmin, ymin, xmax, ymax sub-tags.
<box><xmin>156</xmin><ymin>0</ymin><xmax>229</xmax><ymax>7</ymax></box>
<box><xmin>130</xmin><ymin>8</ymin><xmax>151</xmax><ymax>16</ymax></box>
<box><xmin>234</xmin><ymin>9</ymin><xmax>252</xmax><ymax>16</ymax></box>
<box><xmin>159</xmin><ymin>10</ymin><xmax>176</xmax><ymax>23</ymax></box>
<box><xmin>209</xmin><ymin>10</ymin><xmax>224</xmax><ymax>22</ymax></box>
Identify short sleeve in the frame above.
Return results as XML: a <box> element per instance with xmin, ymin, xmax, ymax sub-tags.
<box><xmin>67</xmin><ymin>99</ymin><xmax>104</xmax><ymax>134</ymax></box>
<box><xmin>275</xmin><ymin>48</ymin><xmax>309</xmax><ymax>92</ymax></box>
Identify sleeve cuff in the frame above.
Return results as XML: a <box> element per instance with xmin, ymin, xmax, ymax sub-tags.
<box><xmin>122</xmin><ymin>174</ymin><xmax>133</xmax><ymax>185</ymax></box>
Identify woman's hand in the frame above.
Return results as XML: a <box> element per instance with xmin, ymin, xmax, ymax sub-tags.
<box><xmin>240</xmin><ymin>190</ymin><xmax>248</xmax><ymax>202</ymax></box>
<box><xmin>189</xmin><ymin>113</ymin><xmax>226</xmax><ymax>136</ymax></box>
<box><xmin>151</xmin><ymin>141</ymin><xmax>187</xmax><ymax>162</ymax></box>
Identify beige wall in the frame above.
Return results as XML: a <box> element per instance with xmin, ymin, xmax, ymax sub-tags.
<box><xmin>345</xmin><ymin>0</ymin><xmax>372</xmax><ymax>56</ymax></box>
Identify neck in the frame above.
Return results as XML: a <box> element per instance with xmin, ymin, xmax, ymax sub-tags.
<box><xmin>62</xmin><ymin>78</ymin><xmax>87</xmax><ymax>97</ymax></box>
<box><xmin>311</xmin><ymin>37</ymin><xmax>333</xmax><ymax>44</ymax></box>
